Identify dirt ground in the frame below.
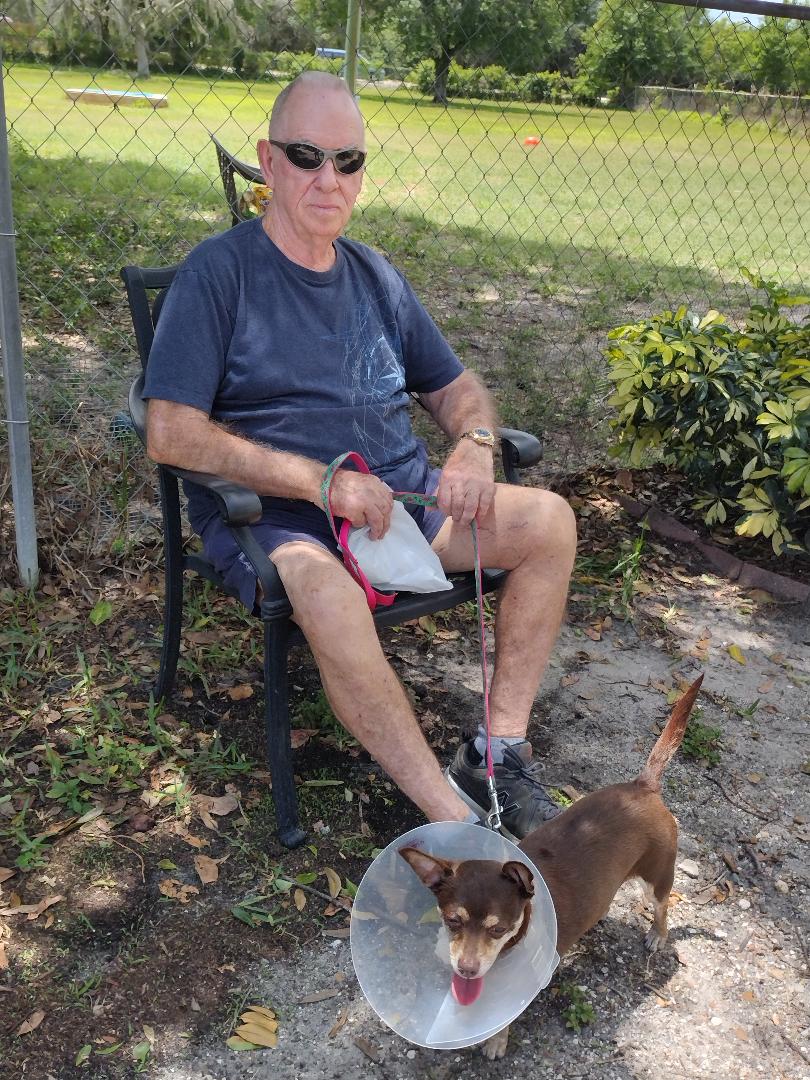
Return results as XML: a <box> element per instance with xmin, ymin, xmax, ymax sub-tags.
<box><xmin>1</xmin><ymin>489</ymin><xmax>808</xmax><ymax>1080</ymax></box>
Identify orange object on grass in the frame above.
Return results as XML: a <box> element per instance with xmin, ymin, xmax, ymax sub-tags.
<box><xmin>523</xmin><ymin>135</ymin><xmax>541</xmax><ymax>146</ymax></box>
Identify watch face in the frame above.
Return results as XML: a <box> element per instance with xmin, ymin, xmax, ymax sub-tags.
<box><xmin>466</xmin><ymin>428</ymin><xmax>495</xmax><ymax>446</ymax></box>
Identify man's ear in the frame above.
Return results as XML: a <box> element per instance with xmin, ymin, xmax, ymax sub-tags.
<box><xmin>399</xmin><ymin>847</ymin><xmax>456</xmax><ymax>891</ymax></box>
<box><xmin>256</xmin><ymin>138</ymin><xmax>273</xmax><ymax>187</ymax></box>
<box><xmin>502</xmin><ymin>860</ymin><xmax>535</xmax><ymax>898</ymax></box>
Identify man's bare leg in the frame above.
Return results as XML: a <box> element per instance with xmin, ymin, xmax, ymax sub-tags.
<box><xmin>270</xmin><ymin>541</ymin><xmax>471</xmax><ymax>823</ymax></box>
<box><xmin>431</xmin><ymin>485</ymin><xmax>576</xmax><ymax>738</ymax></box>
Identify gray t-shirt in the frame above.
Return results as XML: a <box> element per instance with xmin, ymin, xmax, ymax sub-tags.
<box><xmin>143</xmin><ymin>218</ymin><xmax>464</xmax><ymax>534</ymax></box>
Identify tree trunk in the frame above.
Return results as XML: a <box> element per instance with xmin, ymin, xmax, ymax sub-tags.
<box><xmin>432</xmin><ymin>49</ymin><xmax>454</xmax><ymax>105</ymax></box>
<box><xmin>135</xmin><ymin>26</ymin><xmax>150</xmax><ymax>79</ymax></box>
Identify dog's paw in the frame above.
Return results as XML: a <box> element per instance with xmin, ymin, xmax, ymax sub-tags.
<box><xmin>644</xmin><ymin>926</ymin><xmax>667</xmax><ymax>953</ymax></box>
<box><xmin>481</xmin><ymin>1027</ymin><xmax>510</xmax><ymax>1060</ymax></box>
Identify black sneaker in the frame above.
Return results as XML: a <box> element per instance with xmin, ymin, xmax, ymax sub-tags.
<box><xmin>446</xmin><ymin>740</ymin><xmax>561</xmax><ymax>841</ymax></box>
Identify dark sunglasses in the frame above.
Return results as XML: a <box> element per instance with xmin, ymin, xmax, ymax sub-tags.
<box><xmin>269</xmin><ymin>139</ymin><xmax>366</xmax><ymax>175</ymax></box>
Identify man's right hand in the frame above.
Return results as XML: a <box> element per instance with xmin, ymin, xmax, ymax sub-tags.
<box><xmin>327</xmin><ymin>469</ymin><xmax>394</xmax><ymax>540</ymax></box>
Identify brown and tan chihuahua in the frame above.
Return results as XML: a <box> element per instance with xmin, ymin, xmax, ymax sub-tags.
<box><xmin>400</xmin><ymin>675</ymin><xmax>703</xmax><ymax>1058</ymax></box>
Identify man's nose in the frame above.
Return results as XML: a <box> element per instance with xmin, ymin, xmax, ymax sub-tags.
<box><xmin>314</xmin><ymin>159</ymin><xmax>340</xmax><ymax>188</ymax></box>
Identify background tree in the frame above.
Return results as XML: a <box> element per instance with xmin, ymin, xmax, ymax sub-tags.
<box><xmin>754</xmin><ymin>16</ymin><xmax>794</xmax><ymax>92</ymax></box>
<box><xmin>576</xmin><ymin>0</ymin><xmax>707</xmax><ymax>105</ymax></box>
<box><xmin>696</xmin><ymin>17</ymin><xmax>758</xmax><ymax>91</ymax></box>
<box><xmin>43</xmin><ymin>0</ymin><xmax>251</xmax><ymax>78</ymax></box>
<box><xmin>385</xmin><ymin>0</ymin><xmax>559</xmax><ymax>103</ymax></box>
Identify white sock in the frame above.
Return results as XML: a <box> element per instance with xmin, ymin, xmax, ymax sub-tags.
<box><xmin>473</xmin><ymin>727</ymin><xmax>524</xmax><ymax>765</ymax></box>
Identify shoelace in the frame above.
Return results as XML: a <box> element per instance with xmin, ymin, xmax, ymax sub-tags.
<box><xmin>501</xmin><ymin>751</ymin><xmax>555</xmax><ymax>805</ymax></box>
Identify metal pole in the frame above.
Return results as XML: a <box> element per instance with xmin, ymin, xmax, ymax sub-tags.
<box><xmin>0</xmin><ymin>45</ymin><xmax>39</xmax><ymax>589</ymax></box>
<box><xmin>648</xmin><ymin>0</ymin><xmax>810</xmax><ymax>21</ymax></box>
<box><xmin>343</xmin><ymin>0</ymin><xmax>362</xmax><ymax>96</ymax></box>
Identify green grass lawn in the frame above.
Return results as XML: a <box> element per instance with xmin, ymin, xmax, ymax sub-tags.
<box><xmin>5</xmin><ymin>62</ymin><xmax>809</xmax><ymax>291</ymax></box>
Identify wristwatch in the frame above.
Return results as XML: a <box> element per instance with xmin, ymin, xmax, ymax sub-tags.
<box><xmin>460</xmin><ymin>427</ymin><xmax>497</xmax><ymax>449</ymax></box>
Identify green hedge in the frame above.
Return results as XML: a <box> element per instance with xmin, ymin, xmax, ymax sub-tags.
<box><xmin>606</xmin><ymin>270</ymin><xmax>810</xmax><ymax>554</ymax></box>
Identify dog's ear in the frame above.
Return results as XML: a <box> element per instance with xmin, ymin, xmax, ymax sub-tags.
<box><xmin>502</xmin><ymin>860</ymin><xmax>535</xmax><ymax>897</ymax></box>
<box><xmin>399</xmin><ymin>847</ymin><xmax>455</xmax><ymax>891</ymax></box>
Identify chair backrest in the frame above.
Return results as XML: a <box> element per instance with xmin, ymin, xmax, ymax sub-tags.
<box><xmin>211</xmin><ymin>132</ymin><xmax>264</xmax><ymax>226</ymax></box>
<box><xmin>120</xmin><ymin>264</ymin><xmax>180</xmax><ymax>372</ymax></box>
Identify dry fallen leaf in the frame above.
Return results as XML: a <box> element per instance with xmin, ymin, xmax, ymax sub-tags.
<box><xmin>158</xmin><ymin>879</ymin><xmax>199</xmax><ymax>904</ymax></box>
<box><xmin>197</xmin><ymin>793</ymin><xmax>239</xmax><ymax>816</ymax></box>
<box><xmin>234</xmin><ymin>1005</ymin><xmax>279</xmax><ymax>1049</ymax></box>
<box><xmin>227</xmin><ymin>684</ymin><xmax>254</xmax><ymax>701</ymax></box>
<box><xmin>194</xmin><ymin>855</ymin><xmax>220</xmax><ymax>885</ymax></box>
<box><xmin>354</xmin><ymin>1036</ymin><xmax>382</xmax><ymax>1063</ymax></box>
<box><xmin>323</xmin><ymin>867</ymin><xmax>341</xmax><ymax>899</ymax></box>
<box><xmin>297</xmin><ymin>989</ymin><xmax>342</xmax><ymax>1004</ymax></box>
<box><xmin>290</xmin><ymin>728</ymin><xmax>319</xmax><ymax>749</ymax></box>
<box><xmin>0</xmin><ymin>942</ymin><xmax>7</xmax><ymax>970</ymax></box>
<box><xmin>293</xmin><ymin>889</ymin><xmax>306</xmax><ymax>912</ymax></box>
<box><xmin>193</xmin><ymin>792</ymin><xmax>239</xmax><ymax>832</ymax></box>
<box><xmin>727</xmin><ymin>644</ymin><xmax>746</xmax><ymax>665</ymax></box>
<box><xmin>0</xmin><ymin>868</ymin><xmax>15</xmax><ymax>885</ymax></box>
<box><xmin>0</xmin><ymin>894</ymin><xmax>64</xmax><ymax>920</ymax></box>
<box><xmin>17</xmin><ymin>1009</ymin><xmax>45</xmax><ymax>1036</ymax></box>
<box><xmin>329</xmin><ymin>1007</ymin><xmax>349</xmax><ymax>1038</ymax></box>
<box><xmin>559</xmin><ymin>674</ymin><xmax>579</xmax><ymax>688</ymax></box>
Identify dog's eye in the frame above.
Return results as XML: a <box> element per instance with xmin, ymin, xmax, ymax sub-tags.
<box><xmin>445</xmin><ymin>918</ymin><xmax>462</xmax><ymax>932</ymax></box>
<box><xmin>488</xmin><ymin>926</ymin><xmax>509</xmax><ymax>938</ymax></box>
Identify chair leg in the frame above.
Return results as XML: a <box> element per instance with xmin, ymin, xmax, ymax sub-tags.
<box><xmin>263</xmin><ymin>618</ymin><xmax>307</xmax><ymax>849</ymax></box>
<box><xmin>155</xmin><ymin>469</ymin><xmax>183</xmax><ymax>701</ymax></box>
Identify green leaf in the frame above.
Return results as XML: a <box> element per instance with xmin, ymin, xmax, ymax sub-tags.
<box><xmin>75</xmin><ymin>1045</ymin><xmax>92</xmax><ymax>1066</ymax></box>
<box><xmin>95</xmin><ymin>1042</ymin><xmax>123</xmax><ymax>1057</ymax></box>
<box><xmin>89</xmin><ymin>600</ymin><xmax>113</xmax><ymax>626</ymax></box>
<box><xmin>131</xmin><ymin>1041</ymin><xmax>151</xmax><ymax>1065</ymax></box>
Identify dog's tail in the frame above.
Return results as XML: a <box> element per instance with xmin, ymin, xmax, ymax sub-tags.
<box><xmin>637</xmin><ymin>674</ymin><xmax>704</xmax><ymax>790</ymax></box>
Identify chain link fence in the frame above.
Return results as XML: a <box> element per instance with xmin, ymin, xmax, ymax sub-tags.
<box><xmin>1</xmin><ymin>0</ymin><xmax>809</xmax><ymax>584</ymax></box>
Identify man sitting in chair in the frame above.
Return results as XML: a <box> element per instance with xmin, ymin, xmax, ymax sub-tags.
<box><xmin>144</xmin><ymin>71</ymin><xmax>576</xmax><ymax>840</ymax></box>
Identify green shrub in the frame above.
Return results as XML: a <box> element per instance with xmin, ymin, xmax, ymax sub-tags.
<box><xmin>519</xmin><ymin>70</ymin><xmax>570</xmax><ymax>103</ymax></box>
<box><xmin>605</xmin><ymin>269</ymin><xmax>810</xmax><ymax>554</ymax></box>
<box><xmin>273</xmin><ymin>51</ymin><xmax>342</xmax><ymax>76</ymax></box>
<box><xmin>240</xmin><ymin>50</ymin><xmax>274</xmax><ymax>81</ymax></box>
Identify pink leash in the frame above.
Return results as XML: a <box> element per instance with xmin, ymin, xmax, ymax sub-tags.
<box><xmin>322</xmin><ymin>452</ymin><xmax>503</xmax><ymax>831</ymax></box>
<box><xmin>472</xmin><ymin>517</ymin><xmax>502</xmax><ymax>831</ymax></box>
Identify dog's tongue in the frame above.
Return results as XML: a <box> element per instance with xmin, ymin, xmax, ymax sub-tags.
<box><xmin>451</xmin><ymin>973</ymin><xmax>484</xmax><ymax>1006</ymax></box>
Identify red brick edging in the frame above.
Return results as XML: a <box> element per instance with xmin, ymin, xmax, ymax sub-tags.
<box><xmin>616</xmin><ymin>495</ymin><xmax>810</xmax><ymax>603</ymax></box>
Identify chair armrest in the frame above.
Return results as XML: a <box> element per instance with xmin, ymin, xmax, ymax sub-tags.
<box><xmin>128</xmin><ymin>376</ymin><xmax>262</xmax><ymax>527</ymax></box>
<box><xmin>498</xmin><ymin>427</ymin><xmax>543</xmax><ymax>484</ymax></box>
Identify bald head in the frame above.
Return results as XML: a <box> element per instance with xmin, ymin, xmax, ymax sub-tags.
<box><xmin>269</xmin><ymin>71</ymin><xmax>363</xmax><ymax>141</ymax></box>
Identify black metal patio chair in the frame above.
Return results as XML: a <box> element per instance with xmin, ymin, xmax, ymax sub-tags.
<box><xmin>120</xmin><ymin>262</ymin><xmax>543</xmax><ymax>849</ymax></box>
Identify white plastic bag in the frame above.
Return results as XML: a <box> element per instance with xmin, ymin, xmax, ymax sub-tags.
<box><xmin>346</xmin><ymin>501</ymin><xmax>453</xmax><ymax>594</ymax></box>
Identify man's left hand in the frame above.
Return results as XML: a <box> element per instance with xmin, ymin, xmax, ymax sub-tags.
<box><xmin>436</xmin><ymin>439</ymin><xmax>495</xmax><ymax>525</ymax></box>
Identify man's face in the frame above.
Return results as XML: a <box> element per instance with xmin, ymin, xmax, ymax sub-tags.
<box><xmin>257</xmin><ymin>85</ymin><xmax>365</xmax><ymax>245</ymax></box>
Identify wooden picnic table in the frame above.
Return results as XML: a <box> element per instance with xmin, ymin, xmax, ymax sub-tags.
<box><xmin>65</xmin><ymin>88</ymin><xmax>168</xmax><ymax>109</ymax></box>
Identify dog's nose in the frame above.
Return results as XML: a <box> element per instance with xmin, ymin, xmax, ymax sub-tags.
<box><xmin>457</xmin><ymin>960</ymin><xmax>480</xmax><ymax>979</ymax></box>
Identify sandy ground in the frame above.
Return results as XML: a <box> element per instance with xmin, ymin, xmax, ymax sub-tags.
<box><xmin>145</xmin><ymin>553</ymin><xmax>810</xmax><ymax>1080</ymax></box>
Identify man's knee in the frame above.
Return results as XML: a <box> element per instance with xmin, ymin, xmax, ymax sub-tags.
<box><xmin>500</xmin><ymin>487</ymin><xmax>576</xmax><ymax>566</ymax></box>
<box><xmin>270</xmin><ymin>542</ymin><xmax>373</xmax><ymax>636</ymax></box>
<box><xmin>531</xmin><ymin>489</ymin><xmax>577</xmax><ymax>560</ymax></box>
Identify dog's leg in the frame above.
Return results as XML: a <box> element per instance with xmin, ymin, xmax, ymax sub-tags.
<box><xmin>643</xmin><ymin>883</ymin><xmax>670</xmax><ymax>953</ymax></box>
<box><xmin>482</xmin><ymin>1024</ymin><xmax>510</xmax><ymax>1060</ymax></box>
<box><xmin>635</xmin><ymin>830</ymin><xmax>677</xmax><ymax>953</ymax></box>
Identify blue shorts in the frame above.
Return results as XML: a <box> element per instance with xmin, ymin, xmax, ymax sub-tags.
<box><xmin>199</xmin><ymin>466</ymin><xmax>447</xmax><ymax>611</ymax></box>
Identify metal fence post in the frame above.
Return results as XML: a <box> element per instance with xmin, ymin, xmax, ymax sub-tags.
<box><xmin>0</xmin><ymin>48</ymin><xmax>39</xmax><ymax>589</ymax></box>
<box><xmin>343</xmin><ymin>0</ymin><xmax>362</xmax><ymax>96</ymax></box>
